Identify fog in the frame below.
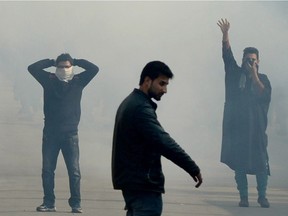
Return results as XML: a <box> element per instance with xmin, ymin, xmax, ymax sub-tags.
<box><xmin>0</xmin><ymin>1</ymin><xmax>287</xmax><ymax>189</ymax></box>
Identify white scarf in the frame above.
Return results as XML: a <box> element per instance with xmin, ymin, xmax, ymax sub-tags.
<box><xmin>55</xmin><ymin>66</ymin><xmax>74</xmax><ymax>82</ymax></box>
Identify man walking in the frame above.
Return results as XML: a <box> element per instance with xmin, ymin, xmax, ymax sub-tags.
<box><xmin>112</xmin><ymin>61</ymin><xmax>202</xmax><ymax>216</ymax></box>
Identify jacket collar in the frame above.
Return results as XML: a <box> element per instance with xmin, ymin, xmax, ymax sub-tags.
<box><xmin>133</xmin><ymin>88</ymin><xmax>157</xmax><ymax>110</ymax></box>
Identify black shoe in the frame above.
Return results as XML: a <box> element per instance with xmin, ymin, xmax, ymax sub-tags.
<box><xmin>36</xmin><ymin>204</ymin><xmax>56</xmax><ymax>212</ymax></box>
<box><xmin>72</xmin><ymin>207</ymin><xmax>83</xmax><ymax>213</ymax></box>
<box><xmin>258</xmin><ymin>197</ymin><xmax>270</xmax><ymax>208</ymax></box>
<box><xmin>239</xmin><ymin>197</ymin><xmax>249</xmax><ymax>207</ymax></box>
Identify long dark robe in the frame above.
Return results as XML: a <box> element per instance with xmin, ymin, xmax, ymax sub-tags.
<box><xmin>221</xmin><ymin>43</ymin><xmax>272</xmax><ymax>175</ymax></box>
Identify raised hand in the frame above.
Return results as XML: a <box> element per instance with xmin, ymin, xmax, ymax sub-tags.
<box><xmin>217</xmin><ymin>18</ymin><xmax>230</xmax><ymax>34</ymax></box>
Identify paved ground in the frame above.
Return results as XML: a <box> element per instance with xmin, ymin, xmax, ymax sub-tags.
<box><xmin>0</xmin><ymin>175</ymin><xmax>287</xmax><ymax>216</ymax></box>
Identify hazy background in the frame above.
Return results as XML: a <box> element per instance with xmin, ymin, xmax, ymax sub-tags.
<box><xmin>0</xmin><ymin>1</ymin><xmax>287</xmax><ymax>189</ymax></box>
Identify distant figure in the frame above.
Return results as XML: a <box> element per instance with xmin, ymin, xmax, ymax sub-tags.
<box><xmin>112</xmin><ymin>61</ymin><xmax>202</xmax><ymax>216</ymax></box>
<box><xmin>28</xmin><ymin>54</ymin><xmax>99</xmax><ymax>213</ymax></box>
<box><xmin>217</xmin><ymin>19</ymin><xmax>272</xmax><ymax>208</ymax></box>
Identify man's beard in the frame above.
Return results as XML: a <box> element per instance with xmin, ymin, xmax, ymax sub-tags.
<box><xmin>148</xmin><ymin>89</ymin><xmax>163</xmax><ymax>101</ymax></box>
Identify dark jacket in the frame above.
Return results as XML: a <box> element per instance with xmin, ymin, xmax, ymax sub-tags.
<box><xmin>28</xmin><ymin>58</ymin><xmax>99</xmax><ymax>133</ymax></box>
<box><xmin>220</xmin><ymin>42</ymin><xmax>272</xmax><ymax>174</ymax></box>
<box><xmin>112</xmin><ymin>89</ymin><xmax>200</xmax><ymax>193</ymax></box>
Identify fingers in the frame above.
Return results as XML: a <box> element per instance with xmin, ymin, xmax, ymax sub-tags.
<box><xmin>217</xmin><ymin>19</ymin><xmax>222</xmax><ymax>26</ymax></box>
<box><xmin>192</xmin><ymin>173</ymin><xmax>203</xmax><ymax>188</ymax></box>
<box><xmin>195</xmin><ymin>180</ymin><xmax>202</xmax><ymax>188</ymax></box>
<box><xmin>217</xmin><ymin>18</ymin><xmax>230</xmax><ymax>27</ymax></box>
<box><xmin>221</xmin><ymin>18</ymin><xmax>229</xmax><ymax>25</ymax></box>
<box><xmin>223</xmin><ymin>18</ymin><xmax>228</xmax><ymax>24</ymax></box>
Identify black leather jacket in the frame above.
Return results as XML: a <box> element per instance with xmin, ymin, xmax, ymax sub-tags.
<box><xmin>112</xmin><ymin>89</ymin><xmax>200</xmax><ymax>193</ymax></box>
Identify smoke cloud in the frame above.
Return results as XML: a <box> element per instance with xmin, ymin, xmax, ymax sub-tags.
<box><xmin>0</xmin><ymin>1</ymin><xmax>287</xmax><ymax>188</ymax></box>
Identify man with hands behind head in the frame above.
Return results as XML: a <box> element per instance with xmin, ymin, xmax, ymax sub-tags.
<box><xmin>217</xmin><ymin>19</ymin><xmax>271</xmax><ymax>208</ymax></box>
<box><xmin>28</xmin><ymin>53</ymin><xmax>99</xmax><ymax>213</ymax></box>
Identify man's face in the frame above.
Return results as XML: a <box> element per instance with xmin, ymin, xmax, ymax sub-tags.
<box><xmin>57</xmin><ymin>60</ymin><xmax>72</xmax><ymax>69</ymax></box>
<box><xmin>242</xmin><ymin>53</ymin><xmax>259</xmax><ymax>70</ymax></box>
<box><xmin>147</xmin><ymin>75</ymin><xmax>169</xmax><ymax>101</ymax></box>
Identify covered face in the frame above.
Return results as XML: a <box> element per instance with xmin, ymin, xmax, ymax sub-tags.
<box><xmin>241</xmin><ymin>53</ymin><xmax>259</xmax><ymax>73</ymax></box>
<box><xmin>55</xmin><ymin>60</ymin><xmax>74</xmax><ymax>82</ymax></box>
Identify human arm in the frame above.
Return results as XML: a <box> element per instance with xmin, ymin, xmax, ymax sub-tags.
<box><xmin>135</xmin><ymin>104</ymin><xmax>203</xmax><ymax>188</ymax></box>
<box><xmin>244</xmin><ymin>61</ymin><xmax>265</xmax><ymax>94</ymax></box>
<box><xmin>27</xmin><ymin>59</ymin><xmax>55</xmax><ymax>85</ymax></box>
<box><xmin>73</xmin><ymin>59</ymin><xmax>99</xmax><ymax>87</ymax></box>
<box><xmin>254</xmin><ymin>74</ymin><xmax>271</xmax><ymax>102</ymax></box>
<box><xmin>217</xmin><ymin>18</ymin><xmax>239</xmax><ymax>75</ymax></box>
<box><xmin>217</xmin><ymin>18</ymin><xmax>230</xmax><ymax>49</ymax></box>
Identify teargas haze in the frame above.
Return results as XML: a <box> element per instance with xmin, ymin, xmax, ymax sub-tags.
<box><xmin>0</xmin><ymin>1</ymin><xmax>287</xmax><ymax>189</ymax></box>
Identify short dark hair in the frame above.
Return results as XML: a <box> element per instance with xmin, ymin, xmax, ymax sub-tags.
<box><xmin>56</xmin><ymin>53</ymin><xmax>74</xmax><ymax>65</ymax></box>
<box><xmin>243</xmin><ymin>47</ymin><xmax>259</xmax><ymax>59</ymax></box>
<box><xmin>139</xmin><ymin>61</ymin><xmax>174</xmax><ymax>85</ymax></box>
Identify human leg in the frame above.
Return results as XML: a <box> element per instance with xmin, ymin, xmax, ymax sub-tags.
<box><xmin>38</xmin><ymin>133</ymin><xmax>60</xmax><ymax>210</ymax></box>
<box><xmin>61</xmin><ymin>133</ymin><xmax>81</xmax><ymax>212</ymax></box>
<box><xmin>234</xmin><ymin>170</ymin><xmax>249</xmax><ymax>207</ymax></box>
<box><xmin>122</xmin><ymin>190</ymin><xmax>163</xmax><ymax>216</ymax></box>
<box><xmin>256</xmin><ymin>172</ymin><xmax>270</xmax><ymax>208</ymax></box>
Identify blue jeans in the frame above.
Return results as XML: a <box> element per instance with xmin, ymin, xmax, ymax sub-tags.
<box><xmin>235</xmin><ymin>170</ymin><xmax>268</xmax><ymax>199</ymax></box>
<box><xmin>122</xmin><ymin>190</ymin><xmax>163</xmax><ymax>216</ymax></box>
<box><xmin>41</xmin><ymin>132</ymin><xmax>81</xmax><ymax>208</ymax></box>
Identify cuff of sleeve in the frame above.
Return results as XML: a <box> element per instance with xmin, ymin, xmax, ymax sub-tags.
<box><xmin>222</xmin><ymin>40</ymin><xmax>230</xmax><ymax>49</ymax></box>
<box><xmin>191</xmin><ymin>166</ymin><xmax>200</xmax><ymax>177</ymax></box>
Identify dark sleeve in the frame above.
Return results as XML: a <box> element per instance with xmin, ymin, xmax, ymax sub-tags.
<box><xmin>222</xmin><ymin>42</ymin><xmax>239</xmax><ymax>73</ymax></box>
<box><xmin>74</xmin><ymin>59</ymin><xmax>99</xmax><ymax>87</ymax></box>
<box><xmin>257</xmin><ymin>74</ymin><xmax>272</xmax><ymax>105</ymax></box>
<box><xmin>27</xmin><ymin>59</ymin><xmax>55</xmax><ymax>86</ymax></box>
<box><xmin>134</xmin><ymin>104</ymin><xmax>200</xmax><ymax>177</ymax></box>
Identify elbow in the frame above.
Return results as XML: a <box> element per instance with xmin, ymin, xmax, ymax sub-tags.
<box><xmin>95</xmin><ymin>65</ymin><xmax>100</xmax><ymax>73</ymax></box>
<box><xmin>92</xmin><ymin>65</ymin><xmax>100</xmax><ymax>75</ymax></box>
<box><xmin>27</xmin><ymin>65</ymin><xmax>33</xmax><ymax>73</ymax></box>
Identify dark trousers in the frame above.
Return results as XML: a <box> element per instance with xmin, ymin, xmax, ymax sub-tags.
<box><xmin>235</xmin><ymin>170</ymin><xmax>268</xmax><ymax>199</ymax></box>
<box><xmin>122</xmin><ymin>190</ymin><xmax>163</xmax><ymax>216</ymax></box>
<box><xmin>41</xmin><ymin>132</ymin><xmax>81</xmax><ymax>208</ymax></box>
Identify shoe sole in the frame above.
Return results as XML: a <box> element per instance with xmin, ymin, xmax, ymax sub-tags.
<box><xmin>36</xmin><ymin>208</ymin><xmax>56</xmax><ymax>212</ymax></box>
<box><xmin>72</xmin><ymin>209</ymin><xmax>83</xmax><ymax>213</ymax></box>
<box><xmin>36</xmin><ymin>209</ymin><xmax>56</xmax><ymax>212</ymax></box>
